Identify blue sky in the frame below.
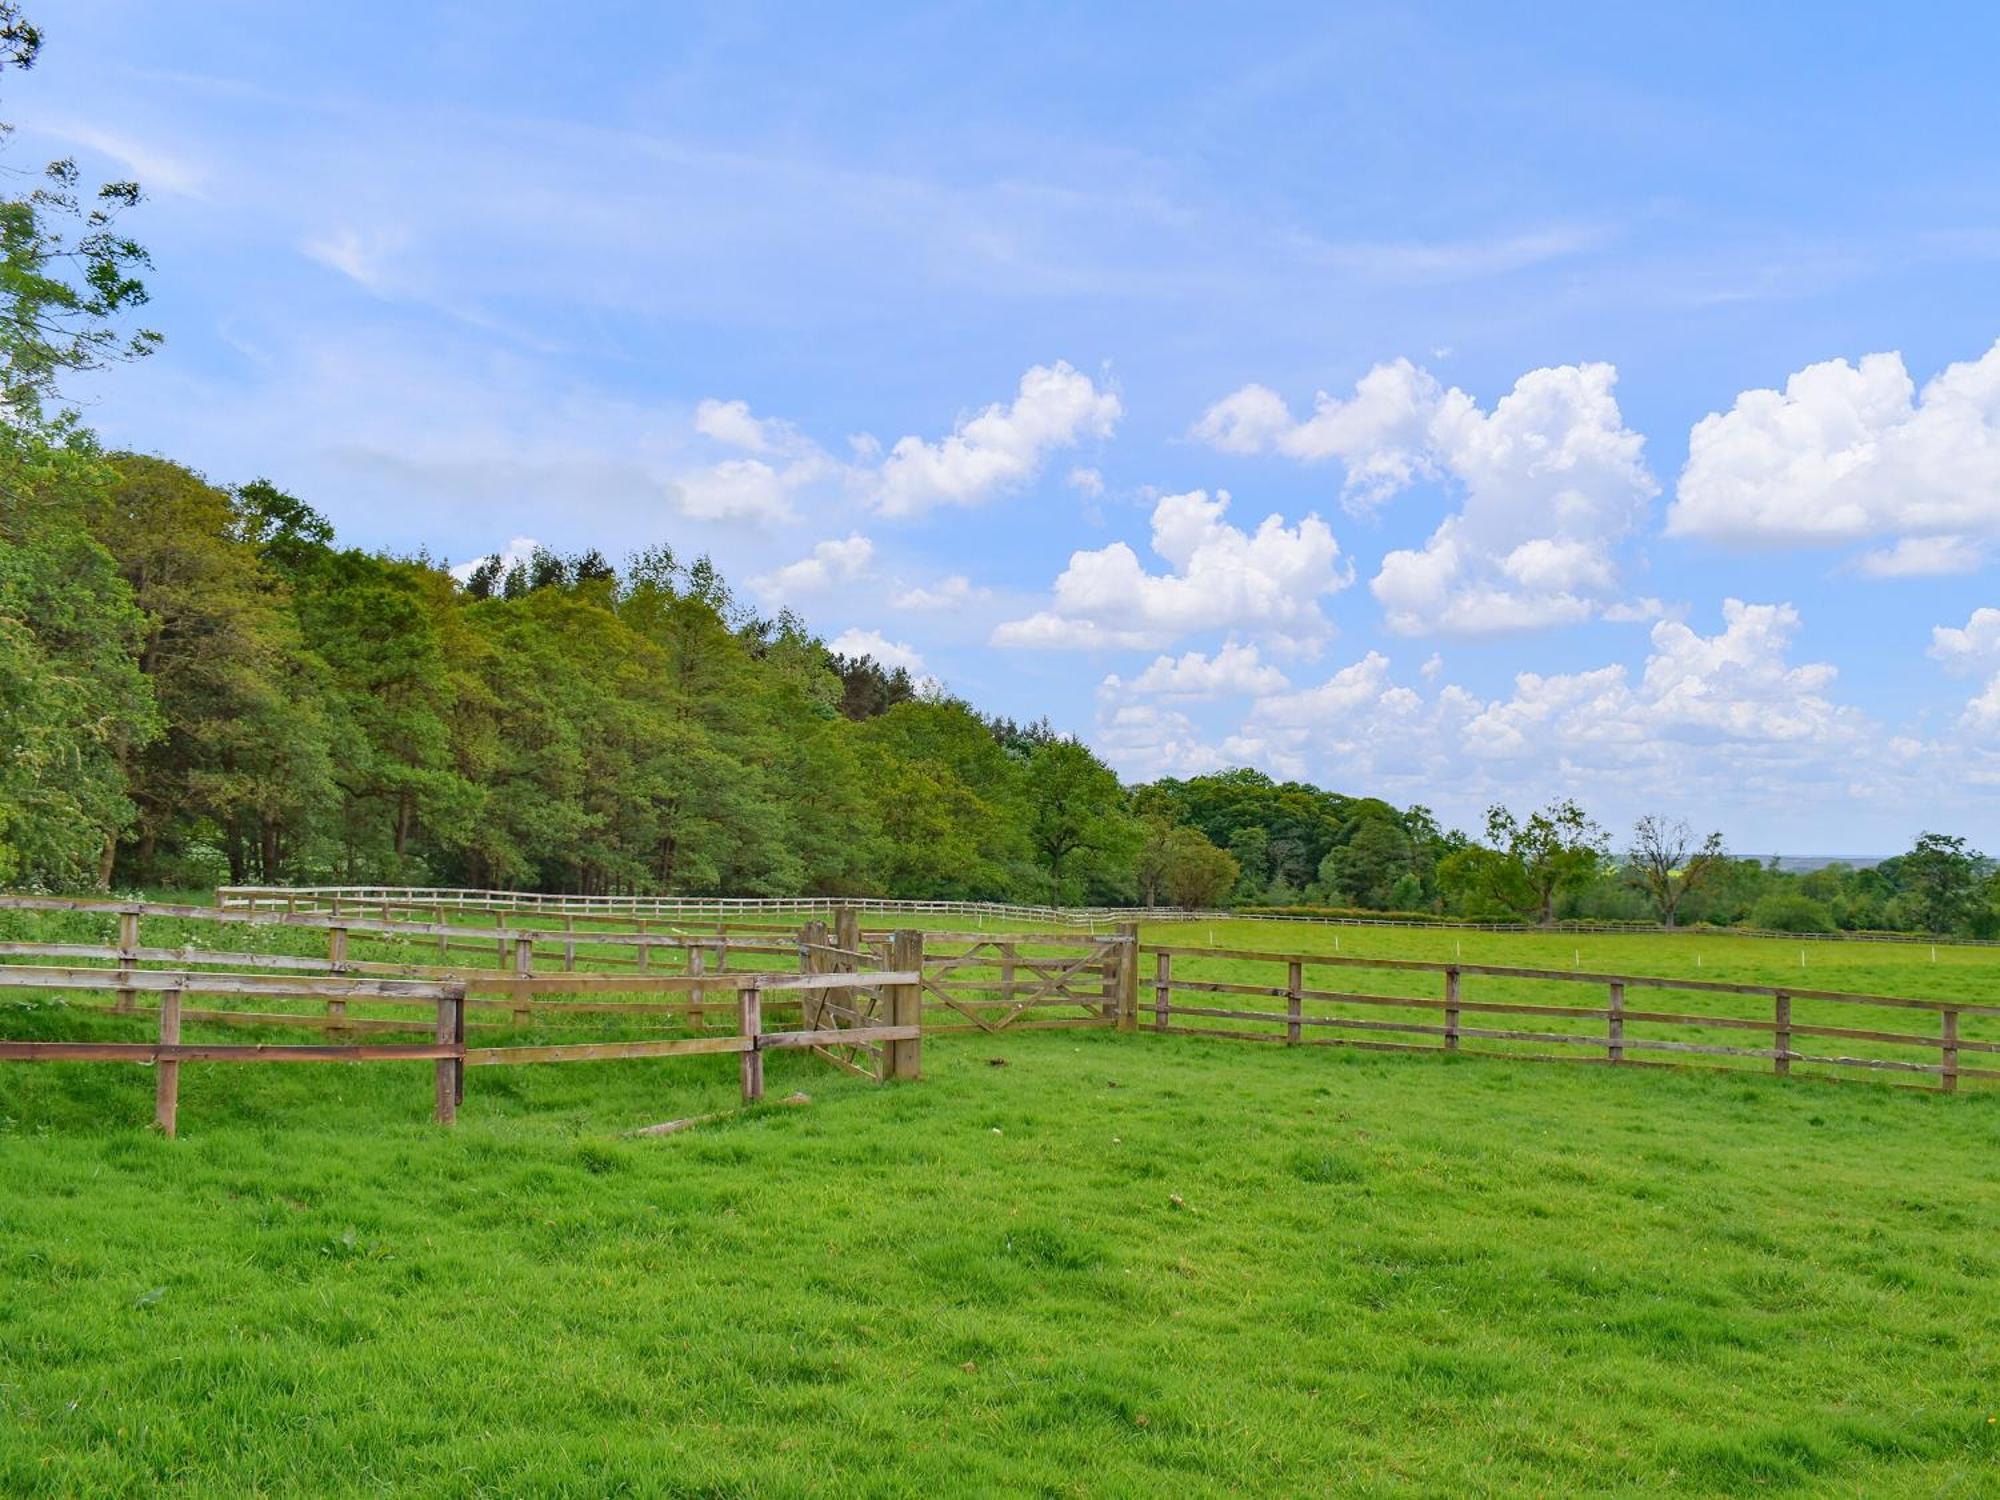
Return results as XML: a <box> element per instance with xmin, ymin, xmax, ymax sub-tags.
<box><xmin>20</xmin><ymin>1</ymin><xmax>2000</xmax><ymax>852</ymax></box>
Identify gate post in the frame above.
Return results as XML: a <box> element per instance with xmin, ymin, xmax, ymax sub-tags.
<box><xmin>834</xmin><ymin>905</ymin><xmax>861</xmax><ymax>974</ymax></box>
<box><xmin>1115</xmin><ymin>922</ymin><xmax>1140</xmax><ymax>1032</ymax></box>
<box><xmin>799</xmin><ymin>919</ymin><xmax>828</xmax><ymax>1032</ymax></box>
<box><xmin>885</xmin><ymin>930</ymin><xmax>923</xmax><ymax>1081</ymax></box>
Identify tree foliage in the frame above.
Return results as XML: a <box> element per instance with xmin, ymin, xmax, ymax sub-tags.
<box><xmin>4</xmin><ymin>11</ymin><xmax>1997</xmax><ymax>935</ymax></box>
<box><xmin>1625</xmin><ymin>815</ymin><xmax>1727</xmax><ymax>928</ymax></box>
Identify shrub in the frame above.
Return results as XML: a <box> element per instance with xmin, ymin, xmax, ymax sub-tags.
<box><xmin>1234</xmin><ymin>904</ymin><xmax>1452</xmax><ymax>924</ymax></box>
<box><xmin>1748</xmin><ymin>892</ymin><xmax>1836</xmax><ymax>933</ymax></box>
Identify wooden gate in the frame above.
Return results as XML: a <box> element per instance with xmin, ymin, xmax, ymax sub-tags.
<box><xmin>797</xmin><ymin>915</ymin><xmax>923</xmax><ymax>1079</ymax></box>
<box><xmin>915</xmin><ymin>924</ymin><xmax>1138</xmax><ymax>1034</ymax></box>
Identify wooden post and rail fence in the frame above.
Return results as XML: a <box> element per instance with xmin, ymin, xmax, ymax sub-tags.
<box><xmin>0</xmin><ymin>892</ymin><xmax>1992</xmax><ymax>1137</ymax></box>
<box><xmin>1142</xmin><ymin>943</ymin><xmax>1997</xmax><ymax>1091</ymax></box>
<box><xmin>0</xmin><ymin>894</ymin><xmax>927</xmax><ymax>1136</ymax></box>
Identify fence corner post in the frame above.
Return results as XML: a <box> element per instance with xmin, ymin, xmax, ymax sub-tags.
<box><xmin>739</xmin><ymin>983</ymin><xmax>765</xmax><ymax>1103</ymax></box>
<box><xmin>886</xmin><ymin>929</ymin><xmax>923</xmax><ymax>1081</ymax></box>
<box><xmin>1115</xmin><ymin>921</ymin><xmax>1140</xmax><ymax>1033</ymax></box>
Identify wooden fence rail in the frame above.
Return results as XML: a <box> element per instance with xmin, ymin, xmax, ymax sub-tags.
<box><xmin>1146</xmin><ymin>945</ymin><xmax>1998</xmax><ymax>1092</ymax></box>
<box><xmin>212</xmin><ymin>884</ymin><xmax>2000</xmax><ymax>948</ymax></box>
<box><xmin>5</xmin><ymin>893</ymin><xmax>1993</xmax><ymax>1133</ymax></box>
<box><xmin>0</xmin><ymin>898</ymin><xmax>928</xmax><ymax>1135</ymax></box>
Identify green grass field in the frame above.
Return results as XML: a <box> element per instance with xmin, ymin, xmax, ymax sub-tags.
<box><xmin>3</xmin><ymin>909</ymin><xmax>1999</xmax><ymax>1494</ymax></box>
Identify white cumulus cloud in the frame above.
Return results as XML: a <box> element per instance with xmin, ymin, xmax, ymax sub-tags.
<box><xmin>1669</xmin><ymin>339</ymin><xmax>2000</xmax><ymax>575</ymax></box>
<box><xmin>889</xmin><ymin>574</ymin><xmax>985</xmax><ymax>610</ymax></box>
<box><xmin>1191</xmin><ymin>601</ymin><xmax>1883</xmax><ymax>815</ymax></box>
<box><xmin>1122</xmin><ymin>642</ymin><xmax>1290</xmax><ymax>698</ymax></box>
<box><xmin>752</xmin><ymin>533</ymin><xmax>874</xmax><ymax>596</ymax></box>
<box><xmin>992</xmin><ymin>489</ymin><xmax>1351</xmax><ymax>652</ymax></box>
<box><xmin>672</xmin><ymin>456</ymin><xmax>830</xmax><ymax>524</ymax></box>
<box><xmin>1931</xmin><ymin>608</ymin><xmax>2000</xmax><ymax>732</ymax></box>
<box><xmin>694</xmin><ymin>397</ymin><xmax>803</xmax><ymax>455</ymax></box>
<box><xmin>873</xmin><ymin>361</ymin><xmax>1121</xmax><ymax>516</ymax></box>
<box><xmin>827</xmin><ymin>628</ymin><xmax>925</xmax><ymax>675</ymax></box>
<box><xmin>1091</xmin><ymin>697</ymin><xmax>1228</xmax><ymax>781</ymax></box>
<box><xmin>1197</xmin><ymin>359</ymin><xmax>1658</xmax><ymax>635</ymax></box>
<box><xmin>449</xmin><ymin>534</ymin><xmax>540</xmax><ymax>584</ymax></box>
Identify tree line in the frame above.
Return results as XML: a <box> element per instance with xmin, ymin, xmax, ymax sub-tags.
<box><xmin>1203</xmin><ymin>787</ymin><xmax>2000</xmax><ymax>938</ymax></box>
<box><xmin>1</xmin><ymin>9</ymin><xmax>1994</xmax><ymax>937</ymax></box>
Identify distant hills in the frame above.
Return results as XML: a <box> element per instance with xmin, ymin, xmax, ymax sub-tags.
<box><xmin>1768</xmin><ymin>856</ymin><xmax>1887</xmax><ymax>873</ymax></box>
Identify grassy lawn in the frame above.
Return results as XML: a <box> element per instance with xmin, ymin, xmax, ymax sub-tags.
<box><xmin>4</xmin><ymin>1014</ymin><xmax>1999</xmax><ymax>1495</ymax></box>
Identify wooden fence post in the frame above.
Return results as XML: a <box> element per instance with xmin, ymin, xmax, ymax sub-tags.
<box><xmin>1116</xmin><ymin>923</ymin><xmax>1140</xmax><ymax>1033</ymax></box>
<box><xmin>1941</xmin><ymin>1008</ymin><xmax>1959</xmax><ymax>1094</ymax></box>
<box><xmin>434</xmin><ymin>989</ymin><xmax>461</xmax><ymax>1125</ymax></box>
<box><xmin>1607</xmin><ymin>980</ymin><xmax>1625</xmax><ymax>1065</ymax></box>
<box><xmin>1098</xmin><ymin>936</ymin><xmax>1118</xmax><ymax>1021</ymax></box>
<box><xmin>562</xmin><ymin>913</ymin><xmax>576</xmax><ymax>972</ymax></box>
<box><xmin>800</xmin><ymin>920</ymin><xmax>827</xmax><ymax>1032</ymax></box>
<box><xmin>1773</xmin><ymin>991</ymin><xmax>1792</xmax><ymax>1078</ymax></box>
<box><xmin>325</xmin><ymin>924</ymin><xmax>350</xmax><ymax>1031</ymax></box>
<box><xmin>116</xmin><ymin>908</ymin><xmax>140</xmax><ymax>1013</ymax></box>
<box><xmin>1154</xmin><ymin>950</ymin><xmax>1171</xmax><ymax>1031</ymax></box>
<box><xmin>1286</xmin><ymin>959</ymin><xmax>1303</xmax><ymax>1045</ymax></box>
<box><xmin>711</xmin><ymin>935</ymin><xmax>727</xmax><ymax>1029</ymax></box>
<box><xmin>1444</xmin><ymin>968</ymin><xmax>1461</xmax><ymax>1052</ymax></box>
<box><xmin>634</xmin><ymin>919</ymin><xmax>649</xmax><ymax>973</ymax></box>
<box><xmin>739</xmin><ymin>984</ymin><xmax>764</xmax><ymax>1103</ymax></box>
<box><xmin>513</xmin><ymin>934</ymin><xmax>534</xmax><ymax>976</ymax></box>
<box><xmin>154</xmin><ymin>977</ymin><xmax>185</xmax><ymax>1137</ymax></box>
<box><xmin>885</xmin><ymin>930</ymin><xmax>923</xmax><ymax>1081</ymax></box>
<box><xmin>689</xmin><ymin>946</ymin><xmax>706</xmax><ymax>1031</ymax></box>
<box><xmin>834</xmin><ymin>905</ymin><xmax>860</xmax><ymax>973</ymax></box>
